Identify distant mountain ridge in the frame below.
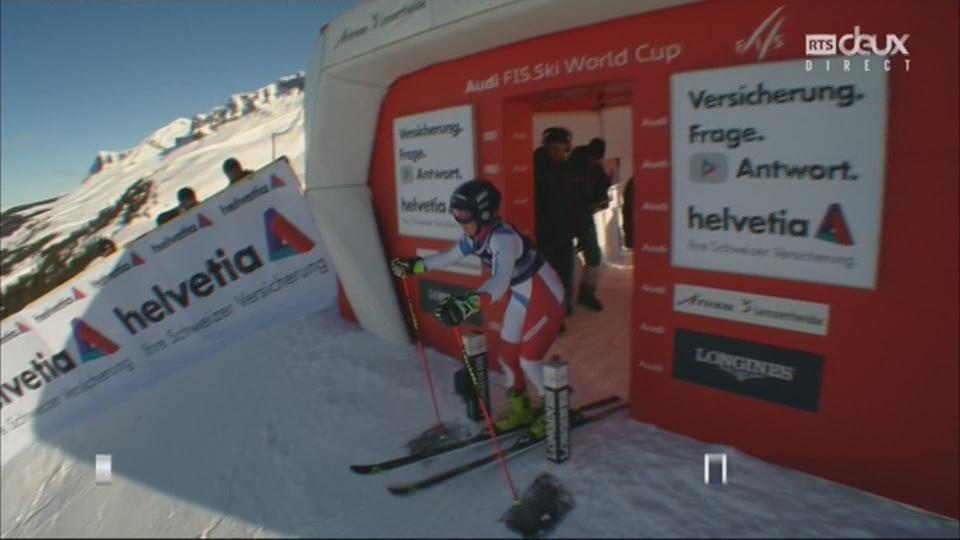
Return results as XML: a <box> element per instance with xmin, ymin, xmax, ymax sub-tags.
<box><xmin>85</xmin><ymin>72</ymin><xmax>305</xmax><ymax>178</ymax></box>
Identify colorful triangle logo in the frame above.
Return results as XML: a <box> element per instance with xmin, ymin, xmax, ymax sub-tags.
<box><xmin>131</xmin><ymin>252</ymin><xmax>145</xmax><ymax>266</ymax></box>
<box><xmin>72</xmin><ymin>287</ymin><xmax>86</xmax><ymax>300</ymax></box>
<box><xmin>198</xmin><ymin>214</ymin><xmax>213</xmax><ymax>228</ymax></box>
<box><xmin>270</xmin><ymin>175</ymin><xmax>287</xmax><ymax>189</ymax></box>
<box><xmin>702</xmin><ymin>160</ymin><xmax>717</xmax><ymax>177</ymax></box>
<box><xmin>16</xmin><ymin>322</ymin><xmax>31</xmax><ymax>333</ymax></box>
<box><xmin>264</xmin><ymin>207</ymin><xmax>316</xmax><ymax>261</ymax></box>
<box><xmin>72</xmin><ymin>318</ymin><xmax>120</xmax><ymax>363</ymax></box>
<box><xmin>815</xmin><ymin>203</ymin><xmax>854</xmax><ymax>246</ymax></box>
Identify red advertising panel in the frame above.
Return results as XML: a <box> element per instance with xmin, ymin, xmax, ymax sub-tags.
<box><xmin>365</xmin><ymin>0</ymin><xmax>958</xmax><ymax>518</ymax></box>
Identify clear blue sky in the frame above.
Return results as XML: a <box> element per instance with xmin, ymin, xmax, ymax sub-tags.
<box><xmin>1</xmin><ymin>0</ymin><xmax>356</xmax><ymax>209</ymax></box>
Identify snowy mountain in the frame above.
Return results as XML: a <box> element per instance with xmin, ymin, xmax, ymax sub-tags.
<box><xmin>0</xmin><ymin>72</ymin><xmax>307</xmax><ymax>314</ymax></box>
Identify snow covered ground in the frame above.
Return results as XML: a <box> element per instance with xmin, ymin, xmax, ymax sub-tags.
<box><xmin>2</xmin><ymin>307</ymin><xmax>957</xmax><ymax>538</ymax></box>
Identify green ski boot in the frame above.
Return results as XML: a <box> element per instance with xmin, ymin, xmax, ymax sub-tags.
<box><xmin>527</xmin><ymin>408</ymin><xmax>548</xmax><ymax>440</ymax></box>
<box><xmin>494</xmin><ymin>391</ymin><xmax>534</xmax><ymax>433</ymax></box>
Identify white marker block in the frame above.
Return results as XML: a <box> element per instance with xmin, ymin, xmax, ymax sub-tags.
<box><xmin>704</xmin><ymin>453</ymin><xmax>727</xmax><ymax>485</ymax></box>
<box><xmin>96</xmin><ymin>454</ymin><xmax>112</xmax><ymax>484</ymax></box>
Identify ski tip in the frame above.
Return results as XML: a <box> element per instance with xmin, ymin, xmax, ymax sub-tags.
<box><xmin>387</xmin><ymin>485</ymin><xmax>418</xmax><ymax>496</ymax></box>
<box><xmin>350</xmin><ymin>465</ymin><xmax>378</xmax><ymax>475</ymax></box>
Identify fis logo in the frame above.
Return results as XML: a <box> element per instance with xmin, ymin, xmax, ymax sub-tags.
<box><xmin>264</xmin><ymin>208</ymin><xmax>316</xmax><ymax>261</ymax></box>
<box><xmin>72</xmin><ymin>318</ymin><xmax>120</xmax><ymax>363</ymax></box>
<box><xmin>815</xmin><ymin>203</ymin><xmax>854</xmax><ymax>245</ymax></box>
<box><xmin>690</xmin><ymin>153</ymin><xmax>728</xmax><ymax>183</ymax></box>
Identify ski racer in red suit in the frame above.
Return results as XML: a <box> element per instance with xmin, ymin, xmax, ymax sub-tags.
<box><xmin>391</xmin><ymin>179</ymin><xmax>565</xmax><ymax>439</ymax></box>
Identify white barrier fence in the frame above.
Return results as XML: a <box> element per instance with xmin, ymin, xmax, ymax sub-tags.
<box><xmin>0</xmin><ymin>158</ymin><xmax>338</xmax><ymax>465</ymax></box>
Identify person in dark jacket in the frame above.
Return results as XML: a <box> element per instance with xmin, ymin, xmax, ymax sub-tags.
<box><xmin>534</xmin><ymin>127</ymin><xmax>577</xmax><ymax>320</ymax></box>
<box><xmin>568</xmin><ymin>137</ymin><xmax>611</xmax><ymax>311</ymax></box>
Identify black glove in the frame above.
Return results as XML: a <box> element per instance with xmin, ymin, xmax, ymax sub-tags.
<box><xmin>390</xmin><ymin>256</ymin><xmax>425</xmax><ymax>278</ymax></box>
<box><xmin>434</xmin><ymin>293</ymin><xmax>481</xmax><ymax>327</ymax></box>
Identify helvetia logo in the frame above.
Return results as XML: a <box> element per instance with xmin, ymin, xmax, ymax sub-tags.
<box><xmin>815</xmin><ymin>203</ymin><xmax>854</xmax><ymax>245</ymax></box>
<box><xmin>264</xmin><ymin>208</ymin><xmax>316</xmax><ymax>261</ymax></box>
<box><xmin>72</xmin><ymin>318</ymin><xmax>120</xmax><ymax>363</ymax></box>
<box><xmin>34</xmin><ymin>287</ymin><xmax>89</xmax><ymax>322</ymax></box>
<box><xmin>0</xmin><ymin>322</ymin><xmax>32</xmax><ymax>346</ymax></box>
<box><xmin>686</xmin><ymin>203</ymin><xmax>854</xmax><ymax>244</ymax></box>
<box><xmin>270</xmin><ymin>175</ymin><xmax>287</xmax><ymax>189</ymax></box>
<box><xmin>91</xmin><ymin>253</ymin><xmax>145</xmax><ymax>288</ymax></box>
<box><xmin>113</xmin><ymin>246</ymin><xmax>265</xmax><ymax>336</ymax></box>
<box><xmin>198</xmin><ymin>214</ymin><xmax>213</xmax><ymax>229</ymax></box>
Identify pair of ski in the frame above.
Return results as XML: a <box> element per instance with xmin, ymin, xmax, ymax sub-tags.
<box><xmin>350</xmin><ymin>396</ymin><xmax>626</xmax><ymax>495</ymax></box>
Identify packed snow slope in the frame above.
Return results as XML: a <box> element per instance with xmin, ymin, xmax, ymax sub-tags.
<box><xmin>1</xmin><ymin>309</ymin><xmax>956</xmax><ymax>538</ymax></box>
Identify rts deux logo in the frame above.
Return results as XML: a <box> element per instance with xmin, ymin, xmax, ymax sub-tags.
<box><xmin>805</xmin><ymin>26</ymin><xmax>911</xmax><ymax>72</ymax></box>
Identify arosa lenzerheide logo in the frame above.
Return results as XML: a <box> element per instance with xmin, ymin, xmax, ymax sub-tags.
<box><xmin>690</xmin><ymin>153</ymin><xmax>728</xmax><ymax>183</ymax></box>
<box><xmin>264</xmin><ymin>207</ymin><xmax>316</xmax><ymax>261</ymax></box>
<box><xmin>72</xmin><ymin>318</ymin><xmax>120</xmax><ymax>363</ymax></box>
<box><xmin>815</xmin><ymin>203</ymin><xmax>854</xmax><ymax>246</ymax></box>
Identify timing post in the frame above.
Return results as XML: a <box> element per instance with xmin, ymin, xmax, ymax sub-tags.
<box><xmin>458</xmin><ymin>332</ymin><xmax>490</xmax><ymax>422</ymax></box>
<box><xmin>543</xmin><ymin>357</ymin><xmax>571</xmax><ymax>463</ymax></box>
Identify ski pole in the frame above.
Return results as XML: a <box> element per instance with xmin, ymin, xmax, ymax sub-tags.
<box><xmin>452</xmin><ymin>326</ymin><xmax>520</xmax><ymax>503</ymax></box>
<box><xmin>399</xmin><ymin>276</ymin><xmax>445</xmax><ymax>435</ymax></box>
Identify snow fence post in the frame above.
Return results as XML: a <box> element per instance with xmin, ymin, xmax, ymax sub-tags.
<box><xmin>543</xmin><ymin>357</ymin><xmax>571</xmax><ymax>463</ymax></box>
<box><xmin>459</xmin><ymin>332</ymin><xmax>490</xmax><ymax>422</ymax></box>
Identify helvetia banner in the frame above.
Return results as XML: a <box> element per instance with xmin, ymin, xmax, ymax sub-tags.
<box><xmin>670</xmin><ymin>58</ymin><xmax>888</xmax><ymax>289</ymax></box>
<box><xmin>0</xmin><ymin>158</ymin><xmax>337</xmax><ymax>465</ymax></box>
<box><xmin>394</xmin><ymin>105</ymin><xmax>476</xmax><ymax>241</ymax></box>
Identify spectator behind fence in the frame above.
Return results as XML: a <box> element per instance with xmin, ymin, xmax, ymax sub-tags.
<box><xmin>156</xmin><ymin>187</ymin><xmax>199</xmax><ymax>226</ymax></box>
<box><xmin>222</xmin><ymin>158</ymin><xmax>255</xmax><ymax>185</ymax></box>
<box><xmin>96</xmin><ymin>238</ymin><xmax>117</xmax><ymax>257</ymax></box>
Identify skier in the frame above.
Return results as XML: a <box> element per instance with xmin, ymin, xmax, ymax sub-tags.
<box><xmin>390</xmin><ymin>179</ymin><xmax>565</xmax><ymax>439</ymax></box>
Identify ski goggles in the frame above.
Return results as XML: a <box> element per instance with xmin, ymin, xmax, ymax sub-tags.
<box><xmin>451</xmin><ymin>207</ymin><xmax>475</xmax><ymax>224</ymax></box>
